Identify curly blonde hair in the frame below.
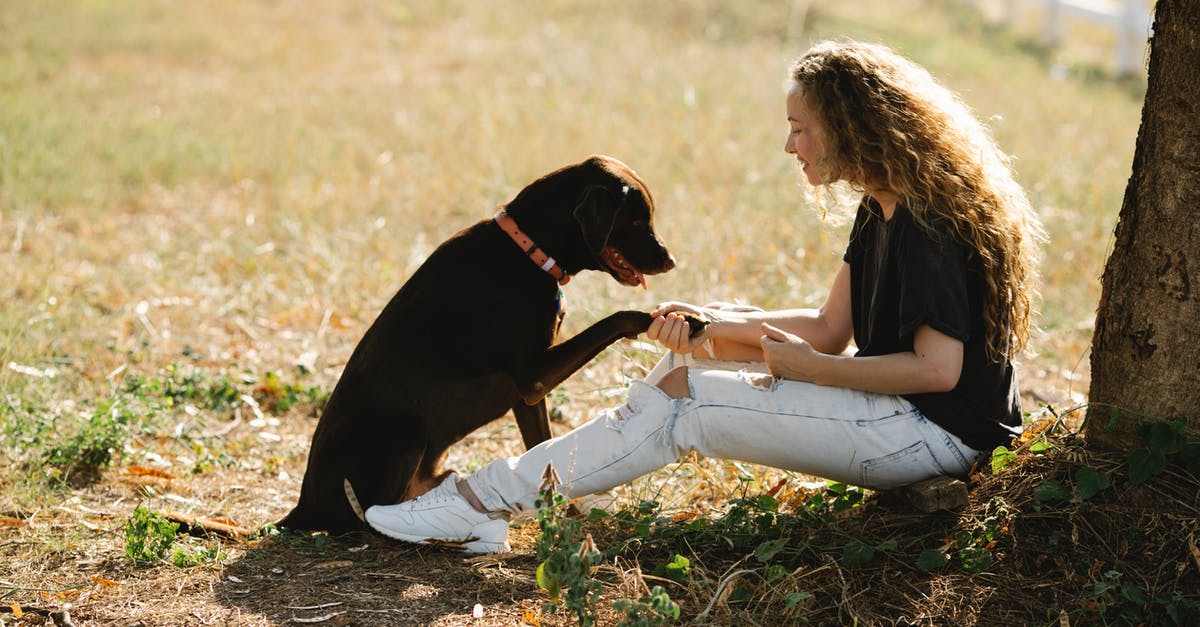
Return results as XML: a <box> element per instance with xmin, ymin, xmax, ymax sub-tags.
<box><xmin>790</xmin><ymin>40</ymin><xmax>1044</xmax><ymax>361</ymax></box>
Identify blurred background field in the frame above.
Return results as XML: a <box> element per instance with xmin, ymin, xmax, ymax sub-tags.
<box><xmin>1</xmin><ymin>0</ymin><xmax>1143</xmax><ymax>397</ymax></box>
<box><xmin>0</xmin><ymin>0</ymin><xmax>1148</xmax><ymax>623</ymax></box>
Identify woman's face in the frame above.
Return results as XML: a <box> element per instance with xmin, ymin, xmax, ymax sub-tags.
<box><xmin>784</xmin><ymin>83</ymin><xmax>829</xmax><ymax>187</ymax></box>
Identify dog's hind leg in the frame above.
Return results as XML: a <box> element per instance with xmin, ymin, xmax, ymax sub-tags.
<box><xmin>402</xmin><ymin>441</ymin><xmax>455</xmax><ymax>501</ymax></box>
<box><xmin>349</xmin><ymin>439</ymin><xmax>425</xmax><ymax>510</ymax></box>
<box><xmin>512</xmin><ymin>400</ymin><xmax>553</xmax><ymax>449</ymax></box>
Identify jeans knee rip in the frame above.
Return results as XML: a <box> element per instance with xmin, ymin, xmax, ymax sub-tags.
<box><xmin>740</xmin><ymin>371</ymin><xmax>781</xmax><ymax>392</ymax></box>
<box><xmin>602</xmin><ymin>401</ymin><xmax>639</xmax><ymax>430</ymax></box>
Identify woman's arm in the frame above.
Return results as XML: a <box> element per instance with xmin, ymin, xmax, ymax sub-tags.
<box><xmin>761</xmin><ymin>322</ymin><xmax>963</xmax><ymax>395</ymax></box>
<box><xmin>650</xmin><ymin>263</ymin><xmax>856</xmax><ymax>357</ymax></box>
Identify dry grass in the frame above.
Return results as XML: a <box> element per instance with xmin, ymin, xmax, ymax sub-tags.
<box><xmin>0</xmin><ymin>0</ymin><xmax>1165</xmax><ymax>625</ymax></box>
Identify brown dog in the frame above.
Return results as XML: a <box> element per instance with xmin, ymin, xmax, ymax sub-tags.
<box><xmin>279</xmin><ymin>155</ymin><xmax>696</xmax><ymax>533</ymax></box>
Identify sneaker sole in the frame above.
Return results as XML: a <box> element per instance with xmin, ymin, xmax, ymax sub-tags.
<box><xmin>371</xmin><ymin>525</ymin><xmax>510</xmax><ymax>554</ymax></box>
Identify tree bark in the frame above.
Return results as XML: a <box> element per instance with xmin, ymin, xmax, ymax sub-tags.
<box><xmin>1087</xmin><ymin>0</ymin><xmax>1200</xmax><ymax>449</ymax></box>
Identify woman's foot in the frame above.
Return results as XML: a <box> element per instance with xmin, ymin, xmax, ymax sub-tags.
<box><xmin>365</xmin><ymin>473</ymin><xmax>510</xmax><ymax>554</ymax></box>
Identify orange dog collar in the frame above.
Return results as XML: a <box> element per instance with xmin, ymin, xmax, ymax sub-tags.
<box><xmin>493</xmin><ymin>209</ymin><xmax>570</xmax><ymax>286</ymax></box>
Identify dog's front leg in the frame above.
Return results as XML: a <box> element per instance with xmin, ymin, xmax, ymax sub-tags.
<box><xmin>515</xmin><ymin>311</ymin><xmax>707</xmax><ymax>405</ymax></box>
<box><xmin>511</xmin><ymin>401</ymin><xmax>553</xmax><ymax>449</ymax></box>
<box><xmin>514</xmin><ymin>310</ymin><xmax>652</xmax><ymax>405</ymax></box>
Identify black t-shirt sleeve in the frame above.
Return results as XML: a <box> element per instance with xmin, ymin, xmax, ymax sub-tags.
<box><xmin>897</xmin><ymin>233</ymin><xmax>972</xmax><ymax>343</ymax></box>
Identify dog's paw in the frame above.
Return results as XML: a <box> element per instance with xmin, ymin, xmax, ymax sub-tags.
<box><xmin>681</xmin><ymin>313</ymin><xmax>710</xmax><ymax>339</ymax></box>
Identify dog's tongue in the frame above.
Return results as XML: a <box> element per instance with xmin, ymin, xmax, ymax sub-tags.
<box><xmin>639</xmin><ymin>274</ymin><xmax>648</xmax><ymax>290</ymax></box>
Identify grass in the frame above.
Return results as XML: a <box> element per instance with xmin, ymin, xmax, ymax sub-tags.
<box><xmin>0</xmin><ymin>0</ymin><xmax>1173</xmax><ymax>624</ymax></box>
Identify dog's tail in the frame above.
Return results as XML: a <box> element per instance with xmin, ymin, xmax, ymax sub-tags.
<box><xmin>343</xmin><ymin>478</ymin><xmax>367</xmax><ymax>524</ymax></box>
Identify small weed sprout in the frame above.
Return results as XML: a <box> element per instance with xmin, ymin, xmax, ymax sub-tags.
<box><xmin>534</xmin><ymin>466</ymin><xmax>604</xmax><ymax>626</ymax></box>
<box><xmin>613</xmin><ymin>585</ymin><xmax>681</xmax><ymax>626</ymax></box>
<box><xmin>124</xmin><ymin>505</ymin><xmax>227</xmax><ymax>567</ymax></box>
<box><xmin>125</xmin><ymin>505</ymin><xmax>179</xmax><ymax>564</ymax></box>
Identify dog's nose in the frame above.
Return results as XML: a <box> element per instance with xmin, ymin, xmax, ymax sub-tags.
<box><xmin>662</xmin><ymin>253</ymin><xmax>676</xmax><ymax>272</ymax></box>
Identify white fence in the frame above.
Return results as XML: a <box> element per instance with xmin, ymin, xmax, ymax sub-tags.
<box><xmin>965</xmin><ymin>0</ymin><xmax>1154</xmax><ymax>75</ymax></box>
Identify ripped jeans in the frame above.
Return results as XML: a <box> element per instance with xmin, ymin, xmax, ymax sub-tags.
<box><xmin>465</xmin><ymin>353</ymin><xmax>983</xmax><ymax>514</ymax></box>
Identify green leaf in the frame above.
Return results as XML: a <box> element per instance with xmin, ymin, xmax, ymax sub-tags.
<box><xmin>1091</xmin><ymin>570</ymin><xmax>1122</xmax><ymax>596</ymax></box>
<box><xmin>536</xmin><ymin>562</ymin><xmax>559</xmax><ymax>602</ymax></box>
<box><xmin>755</xmin><ymin>494</ymin><xmax>779</xmax><ymax>511</ymax></box>
<box><xmin>1033</xmin><ymin>479</ymin><xmax>1071</xmax><ymax>502</ymax></box>
<box><xmin>636</xmin><ymin>500</ymin><xmax>660</xmax><ymax>515</ymax></box>
<box><xmin>586</xmin><ymin>508</ymin><xmax>609</xmax><ymax>521</ymax></box>
<box><xmin>784</xmin><ymin>591</ymin><xmax>813</xmax><ymax>609</ymax></box>
<box><xmin>841</xmin><ymin>540</ymin><xmax>875</xmax><ymax>567</ymax></box>
<box><xmin>652</xmin><ymin>554</ymin><xmax>690</xmax><ymax>584</ymax></box>
<box><xmin>754</xmin><ymin>538</ymin><xmax>789</xmax><ymax>563</ymax></box>
<box><xmin>1120</xmin><ymin>583</ymin><xmax>1149</xmax><ymax>605</ymax></box>
<box><xmin>1143</xmin><ymin>421</ymin><xmax>1186</xmax><ymax>454</ymax></box>
<box><xmin>916</xmin><ymin>549</ymin><xmax>951</xmax><ymax>573</ymax></box>
<box><xmin>1030</xmin><ymin>440</ymin><xmax>1051</xmax><ymax>455</ymax></box>
<box><xmin>1074</xmin><ymin>466</ymin><xmax>1110</xmax><ymax>501</ymax></box>
<box><xmin>990</xmin><ymin>446</ymin><xmax>1017</xmax><ymax>473</ymax></box>
<box><xmin>1127</xmin><ymin>448</ymin><xmax>1166</xmax><ymax>485</ymax></box>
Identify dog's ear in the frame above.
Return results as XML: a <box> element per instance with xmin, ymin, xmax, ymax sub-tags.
<box><xmin>573</xmin><ymin>184</ymin><xmax>628</xmax><ymax>254</ymax></box>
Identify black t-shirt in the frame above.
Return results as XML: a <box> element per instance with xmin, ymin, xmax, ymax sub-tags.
<box><xmin>843</xmin><ymin>198</ymin><xmax>1022</xmax><ymax>451</ymax></box>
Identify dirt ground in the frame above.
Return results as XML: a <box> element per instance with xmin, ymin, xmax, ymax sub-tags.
<box><xmin>3</xmin><ymin>400</ymin><xmax>1197</xmax><ymax>626</ymax></box>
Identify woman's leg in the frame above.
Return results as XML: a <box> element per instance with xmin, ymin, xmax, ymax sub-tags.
<box><xmin>365</xmin><ymin>354</ymin><xmax>982</xmax><ymax>552</ymax></box>
<box><xmin>466</xmin><ymin>357</ymin><xmax>981</xmax><ymax>514</ymax></box>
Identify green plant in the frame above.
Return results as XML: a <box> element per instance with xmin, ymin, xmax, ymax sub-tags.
<box><xmin>1086</xmin><ymin>570</ymin><xmax>1200</xmax><ymax>625</ymax></box>
<box><xmin>170</xmin><ymin>544</ymin><xmax>227</xmax><ymax>567</ymax></box>
<box><xmin>125</xmin><ymin>505</ymin><xmax>179</xmax><ymax>564</ymax></box>
<box><xmin>254</xmin><ymin>370</ymin><xmax>327</xmax><ymax>413</ymax></box>
<box><xmin>1126</xmin><ymin>420</ymin><xmax>1200</xmax><ymax>484</ymax></box>
<box><xmin>613</xmin><ymin>585</ymin><xmax>680</xmax><ymax>626</ymax></box>
<box><xmin>651</xmin><ymin>554</ymin><xmax>690</xmax><ymax>585</ymax></box>
<box><xmin>990</xmin><ymin>445</ymin><xmax>1018</xmax><ymax>473</ymax></box>
<box><xmin>124</xmin><ymin>505</ymin><xmax>227</xmax><ymax>567</ymax></box>
<box><xmin>123</xmin><ymin>364</ymin><xmax>244</xmax><ymax>411</ymax></box>
<box><xmin>42</xmin><ymin>397</ymin><xmax>136</xmax><ymax>479</ymax></box>
<box><xmin>610</xmin><ymin>480</ymin><xmax>863</xmax><ymax>566</ymax></box>
<box><xmin>915</xmin><ymin>548</ymin><xmax>951</xmax><ymax>573</ymax></box>
<box><xmin>534</xmin><ymin>475</ymin><xmax>604</xmax><ymax>626</ymax></box>
<box><xmin>952</xmin><ymin>497</ymin><xmax>1011</xmax><ymax>573</ymax></box>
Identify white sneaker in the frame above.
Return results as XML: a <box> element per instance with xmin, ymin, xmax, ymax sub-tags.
<box><xmin>365</xmin><ymin>473</ymin><xmax>511</xmax><ymax>554</ymax></box>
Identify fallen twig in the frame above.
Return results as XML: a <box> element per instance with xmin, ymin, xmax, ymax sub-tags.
<box><xmin>165</xmin><ymin>511</ymin><xmax>252</xmax><ymax>538</ymax></box>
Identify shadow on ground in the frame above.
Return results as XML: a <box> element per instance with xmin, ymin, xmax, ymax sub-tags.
<box><xmin>215</xmin><ymin>530</ymin><xmax>545</xmax><ymax>625</ymax></box>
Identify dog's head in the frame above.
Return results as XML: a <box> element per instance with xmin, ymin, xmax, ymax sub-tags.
<box><xmin>504</xmin><ymin>155</ymin><xmax>676</xmax><ymax>286</ymax></box>
<box><xmin>567</xmin><ymin>155</ymin><xmax>675</xmax><ymax>287</ymax></box>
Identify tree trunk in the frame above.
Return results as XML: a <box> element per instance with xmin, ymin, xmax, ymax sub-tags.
<box><xmin>1087</xmin><ymin>0</ymin><xmax>1200</xmax><ymax>449</ymax></box>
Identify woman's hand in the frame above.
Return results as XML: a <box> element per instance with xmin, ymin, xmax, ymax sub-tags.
<box><xmin>648</xmin><ymin>301</ymin><xmax>711</xmax><ymax>354</ymax></box>
<box><xmin>760</xmin><ymin>323</ymin><xmax>824</xmax><ymax>382</ymax></box>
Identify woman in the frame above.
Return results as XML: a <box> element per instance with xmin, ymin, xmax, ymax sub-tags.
<box><xmin>364</xmin><ymin>40</ymin><xmax>1044</xmax><ymax>553</ymax></box>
